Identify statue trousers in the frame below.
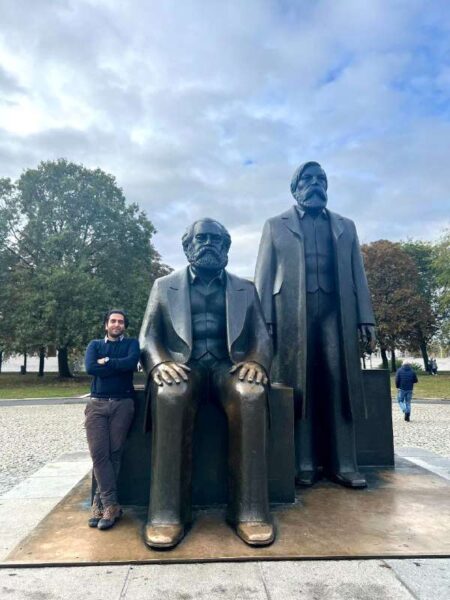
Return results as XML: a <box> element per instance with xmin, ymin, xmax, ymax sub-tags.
<box><xmin>147</xmin><ymin>354</ymin><xmax>270</xmax><ymax>526</ymax></box>
<box><xmin>295</xmin><ymin>290</ymin><xmax>358</xmax><ymax>475</ymax></box>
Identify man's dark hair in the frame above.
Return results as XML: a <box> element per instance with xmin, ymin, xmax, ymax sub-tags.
<box><xmin>103</xmin><ymin>309</ymin><xmax>129</xmax><ymax>328</ymax></box>
<box><xmin>181</xmin><ymin>218</ymin><xmax>232</xmax><ymax>253</ymax></box>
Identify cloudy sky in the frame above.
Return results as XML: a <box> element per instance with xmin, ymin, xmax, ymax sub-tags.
<box><xmin>1</xmin><ymin>0</ymin><xmax>449</xmax><ymax>275</ymax></box>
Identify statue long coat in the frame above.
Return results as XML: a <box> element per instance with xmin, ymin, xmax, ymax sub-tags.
<box><xmin>254</xmin><ymin>206</ymin><xmax>375</xmax><ymax>419</ymax></box>
<box><xmin>139</xmin><ymin>267</ymin><xmax>273</xmax><ymax>430</ymax></box>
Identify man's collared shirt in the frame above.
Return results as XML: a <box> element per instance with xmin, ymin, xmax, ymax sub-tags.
<box><xmin>104</xmin><ymin>335</ymin><xmax>125</xmax><ymax>342</ymax></box>
<box><xmin>295</xmin><ymin>206</ymin><xmax>328</xmax><ymax>221</ymax></box>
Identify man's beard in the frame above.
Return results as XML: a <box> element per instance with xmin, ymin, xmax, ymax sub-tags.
<box><xmin>107</xmin><ymin>329</ymin><xmax>123</xmax><ymax>339</ymax></box>
<box><xmin>294</xmin><ymin>186</ymin><xmax>328</xmax><ymax>211</ymax></box>
<box><xmin>186</xmin><ymin>246</ymin><xmax>228</xmax><ymax>271</ymax></box>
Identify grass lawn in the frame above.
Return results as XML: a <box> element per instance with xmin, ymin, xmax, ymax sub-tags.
<box><xmin>389</xmin><ymin>371</ymin><xmax>450</xmax><ymax>400</ymax></box>
<box><xmin>0</xmin><ymin>372</ymin><xmax>146</xmax><ymax>399</ymax></box>
<box><xmin>0</xmin><ymin>370</ymin><xmax>448</xmax><ymax>400</ymax></box>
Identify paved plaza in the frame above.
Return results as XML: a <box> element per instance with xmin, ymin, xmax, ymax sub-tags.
<box><xmin>0</xmin><ymin>398</ymin><xmax>449</xmax><ymax>599</ymax></box>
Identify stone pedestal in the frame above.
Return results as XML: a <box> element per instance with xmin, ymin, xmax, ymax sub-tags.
<box><xmin>356</xmin><ymin>369</ymin><xmax>394</xmax><ymax>466</ymax></box>
<box><xmin>115</xmin><ymin>369</ymin><xmax>393</xmax><ymax>507</ymax></box>
<box><xmin>117</xmin><ymin>383</ymin><xmax>295</xmax><ymax>507</ymax></box>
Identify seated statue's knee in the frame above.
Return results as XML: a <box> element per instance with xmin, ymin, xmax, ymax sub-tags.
<box><xmin>155</xmin><ymin>380</ymin><xmax>192</xmax><ymax>404</ymax></box>
<box><xmin>233</xmin><ymin>379</ymin><xmax>266</xmax><ymax>404</ymax></box>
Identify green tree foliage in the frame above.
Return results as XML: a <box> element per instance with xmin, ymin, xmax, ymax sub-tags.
<box><xmin>361</xmin><ymin>240</ymin><xmax>434</xmax><ymax>372</ymax></box>
<box><xmin>400</xmin><ymin>240</ymin><xmax>438</xmax><ymax>370</ymax></box>
<box><xmin>0</xmin><ymin>159</ymin><xmax>170</xmax><ymax>376</ymax></box>
<box><xmin>432</xmin><ymin>230</ymin><xmax>450</xmax><ymax>353</ymax></box>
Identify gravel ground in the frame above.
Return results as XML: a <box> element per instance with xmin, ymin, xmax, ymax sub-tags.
<box><xmin>392</xmin><ymin>401</ymin><xmax>450</xmax><ymax>457</ymax></box>
<box><xmin>0</xmin><ymin>401</ymin><xmax>449</xmax><ymax>497</ymax></box>
<box><xmin>0</xmin><ymin>404</ymin><xmax>87</xmax><ymax>495</ymax></box>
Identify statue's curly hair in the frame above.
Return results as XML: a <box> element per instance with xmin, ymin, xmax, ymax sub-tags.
<box><xmin>182</xmin><ymin>218</ymin><xmax>231</xmax><ymax>252</ymax></box>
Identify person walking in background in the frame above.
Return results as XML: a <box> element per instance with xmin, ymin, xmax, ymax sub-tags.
<box><xmin>430</xmin><ymin>357</ymin><xmax>438</xmax><ymax>375</ymax></box>
<box><xmin>84</xmin><ymin>310</ymin><xmax>140</xmax><ymax>530</ymax></box>
<box><xmin>395</xmin><ymin>361</ymin><xmax>418</xmax><ymax>422</ymax></box>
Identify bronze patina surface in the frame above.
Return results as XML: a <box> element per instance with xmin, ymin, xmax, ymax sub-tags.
<box><xmin>4</xmin><ymin>461</ymin><xmax>450</xmax><ymax>566</ymax></box>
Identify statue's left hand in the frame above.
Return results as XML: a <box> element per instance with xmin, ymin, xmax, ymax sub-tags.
<box><xmin>359</xmin><ymin>324</ymin><xmax>376</xmax><ymax>352</ymax></box>
<box><xmin>230</xmin><ymin>361</ymin><xmax>268</xmax><ymax>385</ymax></box>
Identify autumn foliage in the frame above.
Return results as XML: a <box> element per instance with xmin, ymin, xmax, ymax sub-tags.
<box><xmin>361</xmin><ymin>240</ymin><xmax>436</xmax><ymax>371</ymax></box>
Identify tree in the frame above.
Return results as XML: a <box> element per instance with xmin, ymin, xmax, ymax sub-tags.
<box><xmin>433</xmin><ymin>230</ymin><xmax>450</xmax><ymax>354</ymax></box>
<box><xmin>400</xmin><ymin>240</ymin><xmax>438</xmax><ymax>370</ymax></box>
<box><xmin>0</xmin><ymin>246</ymin><xmax>16</xmax><ymax>372</ymax></box>
<box><xmin>361</xmin><ymin>240</ymin><xmax>433</xmax><ymax>372</ymax></box>
<box><xmin>0</xmin><ymin>159</ymin><xmax>170</xmax><ymax>377</ymax></box>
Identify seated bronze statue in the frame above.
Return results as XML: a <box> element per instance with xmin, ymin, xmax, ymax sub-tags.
<box><xmin>139</xmin><ymin>218</ymin><xmax>274</xmax><ymax>549</ymax></box>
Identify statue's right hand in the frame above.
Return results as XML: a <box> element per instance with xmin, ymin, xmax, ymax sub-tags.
<box><xmin>152</xmin><ymin>362</ymin><xmax>191</xmax><ymax>386</ymax></box>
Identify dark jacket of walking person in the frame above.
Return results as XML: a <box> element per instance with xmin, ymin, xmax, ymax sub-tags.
<box><xmin>395</xmin><ymin>362</ymin><xmax>418</xmax><ymax>422</ymax></box>
<box><xmin>84</xmin><ymin>310</ymin><xmax>140</xmax><ymax>530</ymax></box>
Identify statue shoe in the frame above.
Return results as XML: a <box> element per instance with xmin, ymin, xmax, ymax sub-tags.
<box><xmin>144</xmin><ymin>524</ymin><xmax>184</xmax><ymax>549</ymax></box>
<box><xmin>97</xmin><ymin>504</ymin><xmax>123</xmax><ymax>530</ymax></box>
<box><xmin>295</xmin><ymin>469</ymin><xmax>320</xmax><ymax>487</ymax></box>
<box><xmin>331</xmin><ymin>471</ymin><xmax>367</xmax><ymax>489</ymax></box>
<box><xmin>236</xmin><ymin>521</ymin><xmax>275</xmax><ymax>546</ymax></box>
<box><xmin>88</xmin><ymin>501</ymin><xmax>103</xmax><ymax>528</ymax></box>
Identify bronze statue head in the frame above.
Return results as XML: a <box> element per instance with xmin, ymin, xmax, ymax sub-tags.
<box><xmin>291</xmin><ymin>161</ymin><xmax>328</xmax><ymax>214</ymax></box>
<box><xmin>182</xmin><ymin>218</ymin><xmax>231</xmax><ymax>271</ymax></box>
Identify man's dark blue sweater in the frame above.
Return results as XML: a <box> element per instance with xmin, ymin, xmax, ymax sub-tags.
<box><xmin>85</xmin><ymin>337</ymin><xmax>140</xmax><ymax>398</ymax></box>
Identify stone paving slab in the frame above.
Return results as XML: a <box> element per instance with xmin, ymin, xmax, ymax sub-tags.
<box><xmin>0</xmin><ymin>560</ymin><xmax>432</xmax><ymax>600</ymax></box>
<box><xmin>396</xmin><ymin>447</ymin><xmax>450</xmax><ymax>482</ymax></box>
<box><xmin>385</xmin><ymin>558</ymin><xmax>450</xmax><ymax>600</ymax></box>
<box><xmin>396</xmin><ymin>447</ymin><xmax>448</xmax><ymax>459</ymax></box>
<box><xmin>0</xmin><ymin>565</ymin><xmax>130</xmax><ymax>600</ymax></box>
<box><xmin>125</xmin><ymin>562</ymin><xmax>269</xmax><ymax>599</ymax></box>
<box><xmin>0</xmin><ymin>498</ymin><xmax>57</xmax><ymax>559</ymax></box>
<box><xmin>259</xmin><ymin>560</ymin><xmax>415</xmax><ymax>600</ymax></box>
<box><xmin>0</xmin><ymin>451</ymin><xmax>91</xmax><ymax>562</ymax></box>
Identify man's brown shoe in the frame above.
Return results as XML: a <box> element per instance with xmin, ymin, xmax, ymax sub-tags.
<box><xmin>144</xmin><ymin>524</ymin><xmax>184</xmax><ymax>549</ymax></box>
<box><xmin>97</xmin><ymin>504</ymin><xmax>123</xmax><ymax>530</ymax></box>
<box><xmin>236</xmin><ymin>522</ymin><xmax>275</xmax><ymax>546</ymax></box>
<box><xmin>88</xmin><ymin>500</ymin><xmax>103</xmax><ymax>528</ymax></box>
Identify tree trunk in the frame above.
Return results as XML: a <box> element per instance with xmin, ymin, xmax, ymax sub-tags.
<box><xmin>380</xmin><ymin>348</ymin><xmax>389</xmax><ymax>370</ymax></box>
<box><xmin>419</xmin><ymin>336</ymin><xmax>429</xmax><ymax>373</ymax></box>
<box><xmin>38</xmin><ymin>347</ymin><xmax>45</xmax><ymax>377</ymax></box>
<box><xmin>21</xmin><ymin>351</ymin><xmax>27</xmax><ymax>374</ymax></box>
<box><xmin>0</xmin><ymin>350</ymin><xmax>2</xmax><ymax>373</ymax></box>
<box><xmin>391</xmin><ymin>348</ymin><xmax>397</xmax><ymax>373</ymax></box>
<box><xmin>58</xmin><ymin>347</ymin><xmax>73</xmax><ymax>378</ymax></box>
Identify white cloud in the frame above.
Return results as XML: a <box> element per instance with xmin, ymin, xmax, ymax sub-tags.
<box><xmin>0</xmin><ymin>0</ymin><xmax>449</xmax><ymax>276</ymax></box>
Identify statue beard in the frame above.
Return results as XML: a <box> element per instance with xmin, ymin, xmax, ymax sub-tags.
<box><xmin>186</xmin><ymin>245</ymin><xmax>228</xmax><ymax>271</ymax></box>
<box><xmin>294</xmin><ymin>186</ymin><xmax>328</xmax><ymax>212</ymax></box>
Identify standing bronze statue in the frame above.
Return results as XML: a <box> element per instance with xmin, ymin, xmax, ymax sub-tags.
<box><xmin>140</xmin><ymin>218</ymin><xmax>274</xmax><ymax>549</ymax></box>
<box><xmin>254</xmin><ymin>161</ymin><xmax>375</xmax><ymax>489</ymax></box>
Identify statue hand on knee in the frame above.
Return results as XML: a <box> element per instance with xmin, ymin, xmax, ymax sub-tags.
<box><xmin>230</xmin><ymin>362</ymin><xmax>268</xmax><ymax>385</ymax></box>
<box><xmin>152</xmin><ymin>362</ymin><xmax>191</xmax><ymax>386</ymax></box>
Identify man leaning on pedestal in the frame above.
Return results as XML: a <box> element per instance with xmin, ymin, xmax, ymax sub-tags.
<box><xmin>140</xmin><ymin>218</ymin><xmax>274</xmax><ymax>549</ymax></box>
<box><xmin>84</xmin><ymin>310</ymin><xmax>140</xmax><ymax>530</ymax></box>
